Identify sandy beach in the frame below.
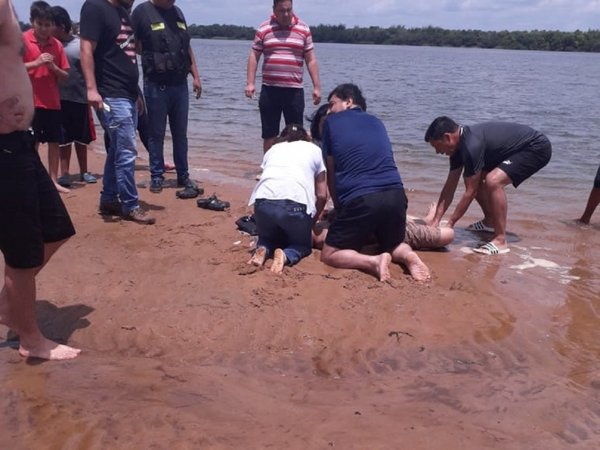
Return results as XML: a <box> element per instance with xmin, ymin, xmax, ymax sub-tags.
<box><xmin>1</xmin><ymin>143</ymin><xmax>600</xmax><ymax>449</ymax></box>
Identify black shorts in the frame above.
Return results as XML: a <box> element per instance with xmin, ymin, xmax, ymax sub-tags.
<box><xmin>32</xmin><ymin>107</ymin><xmax>62</xmax><ymax>143</ymax></box>
<box><xmin>594</xmin><ymin>164</ymin><xmax>600</xmax><ymax>189</ymax></box>
<box><xmin>258</xmin><ymin>85</ymin><xmax>305</xmax><ymax>139</ymax></box>
<box><xmin>0</xmin><ymin>131</ymin><xmax>75</xmax><ymax>269</ymax></box>
<box><xmin>325</xmin><ymin>188</ymin><xmax>407</xmax><ymax>252</ymax></box>
<box><xmin>60</xmin><ymin>101</ymin><xmax>93</xmax><ymax>146</ymax></box>
<box><xmin>497</xmin><ymin>134</ymin><xmax>552</xmax><ymax>187</ymax></box>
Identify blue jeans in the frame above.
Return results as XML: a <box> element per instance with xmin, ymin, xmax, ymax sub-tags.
<box><xmin>253</xmin><ymin>199</ymin><xmax>313</xmax><ymax>266</ymax></box>
<box><xmin>144</xmin><ymin>81</ymin><xmax>189</xmax><ymax>182</ymax></box>
<box><xmin>96</xmin><ymin>98</ymin><xmax>139</xmax><ymax>214</ymax></box>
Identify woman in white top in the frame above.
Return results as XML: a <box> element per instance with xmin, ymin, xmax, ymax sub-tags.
<box><xmin>248</xmin><ymin>124</ymin><xmax>327</xmax><ymax>273</ymax></box>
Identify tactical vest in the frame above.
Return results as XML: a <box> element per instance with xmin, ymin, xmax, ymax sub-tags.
<box><xmin>140</xmin><ymin>2</ymin><xmax>191</xmax><ymax>83</ymax></box>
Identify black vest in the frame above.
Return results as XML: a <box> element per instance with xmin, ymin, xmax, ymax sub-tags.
<box><xmin>140</xmin><ymin>2</ymin><xmax>191</xmax><ymax>84</ymax></box>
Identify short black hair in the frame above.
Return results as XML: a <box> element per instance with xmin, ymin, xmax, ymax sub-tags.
<box><xmin>327</xmin><ymin>83</ymin><xmax>367</xmax><ymax>111</ymax></box>
<box><xmin>273</xmin><ymin>0</ymin><xmax>292</xmax><ymax>6</ymax></box>
<box><xmin>30</xmin><ymin>1</ymin><xmax>53</xmax><ymax>23</ymax></box>
<box><xmin>50</xmin><ymin>5</ymin><xmax>71</xmax><ymax>34</ymax></box>
<box><xmin>424</xmin><ymin>116</ymin><xmax>459</xmax><ymax>142</ymax></box>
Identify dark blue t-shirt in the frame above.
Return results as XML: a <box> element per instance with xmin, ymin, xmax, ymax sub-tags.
<box><xmin>80</xmin><ymin>0</ymin><xmax>139</xmax><ymax>101</ymax></box>
<box><xmin>450</xmin><ymin>122</ymin><xmax>543</xmax><ymax>177</ymax></box>
<box><xmin>321</xmin><ymin>107</ymin><xmax>403</xmax><ymax>206</ymax></box>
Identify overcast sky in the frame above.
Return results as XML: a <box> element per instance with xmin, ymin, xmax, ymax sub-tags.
<box><xmin>14</xmin><ymin>0</ymin><xmax>600</xmax><ymax>32</ymax></box>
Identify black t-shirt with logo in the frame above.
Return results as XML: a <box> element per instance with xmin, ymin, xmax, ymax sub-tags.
<box><xmin>450</xmin><ymin>122</ymin><xmax>543</xmax><ymax>177</ymax></box>
<box><xmin>80</xmin><ymin>0</ymin><xmax>139</xmax><ymax>100</ymax></box>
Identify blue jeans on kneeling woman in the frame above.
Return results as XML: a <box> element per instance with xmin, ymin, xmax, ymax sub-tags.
<box><xmin>253</xmin><ymin>198</ymin><xmax>313</xmax><ymax>266</ymax></box>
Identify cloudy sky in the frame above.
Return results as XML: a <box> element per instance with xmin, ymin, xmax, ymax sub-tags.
<box><xmin>14</xmin><ymin>0</ymin><xmax>600</xmax><ymax>32</ymax></box>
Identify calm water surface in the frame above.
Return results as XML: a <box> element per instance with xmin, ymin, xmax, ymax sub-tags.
<box><xmin>189</xmin><ymin>39</ymin><xmax>599</xmax><ymax>215</ymax></box>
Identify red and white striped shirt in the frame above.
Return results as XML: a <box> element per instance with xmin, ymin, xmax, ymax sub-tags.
<box><xmin>252</xmin><ymin>14</ymin><xmax>314</xmax><ymax>89</ymax></box>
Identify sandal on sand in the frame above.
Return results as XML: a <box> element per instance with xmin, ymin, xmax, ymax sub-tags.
<box><xmin>197</xmin><ymin>194</ymin><xmax>230</xmax><ymax>211</ymax></box>
<box><xmin>175</xmin><ymin>186</ymin><xmax>200</xmax><ymax>199</ymax></box>
<box><xmin>473</xmin><ymin>242</ymin><xmax>510</xmax><ymax>255</ymax></box>
<box><xmin>466</xmin><ymin>220</ymin><xmax>495</xmax><ymax>232</ymax></box>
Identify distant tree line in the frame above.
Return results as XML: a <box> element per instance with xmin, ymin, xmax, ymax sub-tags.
<box><xmin>19</xmin><ymin>20</ymin><xmax>600</xmax><ymax>52</ymax></box>
<box><xmin>188</xmin><ymin>23</ymin><xmax>600</xmax><ymax>53</ymax></box>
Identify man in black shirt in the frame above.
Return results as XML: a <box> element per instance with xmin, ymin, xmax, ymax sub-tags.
<box><xmin>131</xmin><ymin>0</ymin><xmax>201</xmax><ymax>195</ymax></box>
<box><xmin>424</xmin><ymin>116</ymin><xmax>552</xmax><ymax>255</ymax></box>
<box><xmin>80</xmin><ymin>0</ymin><xmax>155</xmax><ymax>224</ymax></box>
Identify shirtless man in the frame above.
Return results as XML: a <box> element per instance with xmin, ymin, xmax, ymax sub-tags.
<box><xmin>0</xmin><ymin>0</ymin><xmax>80</xmax><ymax>360</ymax></box>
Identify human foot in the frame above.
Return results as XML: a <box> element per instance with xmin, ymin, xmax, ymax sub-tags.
<box><xmin>271</xmin><ymin>248</ymin><xmax>286</xmax><ymax>274</ymax></box>
<box><xmin>19</xmin><ymin>338</ymin><xmax>81</xmax><ymax>360</ymax></box>
<box><xmin>54</xmin><ymin>182</ymin><xmax>70</xmax><ymax>194</ymax></box>
<box><xmin>375</xmin><ymin>253</ymin><xmax>392</xmax><ymax>282</ymax></box>
<box><xmin>405</xmin><ymin>251</ymin><xmax>431</xmax><ymax>281</ymax></box>
<box><xmin>248</xmin><ymin>246</ymin><xmax>267</xmax><ymax>266</ymax></box>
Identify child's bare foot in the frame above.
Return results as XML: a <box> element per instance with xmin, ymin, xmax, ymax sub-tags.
<box><xmin>248</xmin><ymin>246</ymin><xmax>267</xmax><ymax>267</ymax></box>
<box><xmin>375</xmin><ymin>253</ymin><xmax>392</xmax><ymax>282</ymax></box>
<box><xmin>405</xmin><ymin>252</ymin><xmax>431</xmax><ymax>281</ymax></box>
<box><xmin>19</xmin><ymin>337</ymin><xmax>81</xmax><ymax>360</ymax></box>
<box><xmin>271</xmin><ymin>248</ymin><xmax>286</xmax><ymax>274</ymax></box>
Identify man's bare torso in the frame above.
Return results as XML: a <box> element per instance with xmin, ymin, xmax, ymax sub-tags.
<box><xmin>0</xmin><ymin>0</ymin><xmax>34</xmax><ymax>134</ymax></box>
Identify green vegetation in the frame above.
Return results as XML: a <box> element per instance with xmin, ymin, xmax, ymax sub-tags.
<box><xmin>20</xmin><ymin>19</ymin><xmax>600</xmax><ymax>52</ymax></box>
<box><xmin>188</xmin><ymin>23</ymin><xmax>600</xmax><ymax>52</ymax></box>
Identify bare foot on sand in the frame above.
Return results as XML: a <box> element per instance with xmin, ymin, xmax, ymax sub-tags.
<box><xmin>248</xmin><ymin>246</ymin><xmax>267</xmax><ymax>267</ymax></box>
<box><xmin>405</xmin><ymin>252</ymin><xmax>431</xmax><ymax>282</ymax></box>
<box><xmin>375</xmin><ymin>253</ymin><xmax>392</xmax><ymax>282</ymax></box>
<box><xmin>54</xmin><ymin>182</ymin><xmax>70</xmax><ymax>194</ymax></box>
<box><xmin>271</xmin><ymin>248</ymin><xmax>286</xmax><ymax>274</ymax></box>
<box><xmin>19</xmin><ymin>338</ymin><xmax>81</xmax><ymax>360</ymax></box>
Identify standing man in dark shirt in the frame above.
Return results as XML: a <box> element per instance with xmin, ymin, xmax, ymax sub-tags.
<box><xmin>320</xmin><ymin>84</ymin><xmax>430</xmax><ymax>282</ymax></box>
<box><xmin>131</xmin><ymin>0</ymin><xmax>201</xmax><ymax>195</ymax></box>
<box><xmin>80</xmin><ymin>0</ymin><xmax>156</xmax><ymax>224</ymax></box>
<box><xmin>424</xmin><ymin>116</ymin><xmax>552</xmax><ymax>255</ymax></box>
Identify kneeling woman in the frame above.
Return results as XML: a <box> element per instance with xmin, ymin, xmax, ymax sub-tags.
<box><xmin>248</xmin><ymin>124</ymin><xmax>327</xmax><ymax>273</ymax></box>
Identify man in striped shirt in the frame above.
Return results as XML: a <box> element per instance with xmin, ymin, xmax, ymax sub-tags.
<box><xmin>245</xmin><ymin>0</ymin><xmax>321</xmax><ymax>153</ymax></box>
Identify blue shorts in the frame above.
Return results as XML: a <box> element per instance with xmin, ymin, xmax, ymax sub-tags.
<box><xmin>0</xmin><ymin>131</ymin><xmax>75</xmax><ymax>268</ymax></box>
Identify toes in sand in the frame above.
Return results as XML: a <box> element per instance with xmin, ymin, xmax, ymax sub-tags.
<box><xmin>376</xmin><ymin>253</ymin><xmax>392</xmax><ymax>282</ymax></box>
<box><xmin>248</xmin><ymin>246</ymin><xmax>267</xmax><ymax>267</ymax></box>
<box><xmin>270</xmin><ymin>248</ymin><xmax>286</xmax><ymax>274</ymax></box>
<box><xmin>406</xmin><ymin>252</ymin><xmax>431</xmax><ymax>282</ymax></box>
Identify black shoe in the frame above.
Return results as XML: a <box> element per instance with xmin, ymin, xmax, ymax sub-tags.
<box><xmin>177</xmin><ymin>177</ymin><xmax>203</xmax><ymax>194</ymax></box>
<box><xmin>99</xmin><ymin>200</ymin><xmax>122</xmax><ymax>216</ymax></box>
<box><xmin>122</xmin><ymin>207</ymin><xmax>156</xmax><ymax>225</ymax></box>
<box><xmin>149</xmin><ymin>178</ymin><xmax>163</xmax><ymax>193</ymax></box>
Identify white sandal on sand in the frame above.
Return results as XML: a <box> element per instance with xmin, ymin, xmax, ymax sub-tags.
<box><xmin>473</xmin><ymin>242</ymin><xmax>510</xmax><ymax>255</ymax></box>
<box><xmin>466</xmin><ymin>220</ymin><xmax>495</xmax><ymax>233</ymax></box>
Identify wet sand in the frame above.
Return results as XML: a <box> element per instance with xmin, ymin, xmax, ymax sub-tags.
<box><xmin>1</xmin><ymin>145</ymin><xmax>600</xmax><ymax>449</ymax></box>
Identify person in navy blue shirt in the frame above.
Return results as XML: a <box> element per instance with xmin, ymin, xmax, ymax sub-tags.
<box><xmin>319</xmin><ymin>84</ymin><xmax>430</xmax><ymax>282</ymax></box>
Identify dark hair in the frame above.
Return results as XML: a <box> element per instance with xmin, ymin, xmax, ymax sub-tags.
<box><xmin>30</xmin><ymin>1</ymin><xmax>53</xmax><ymax>23</ymax></box>
<box><xmin>50</xmin><ymin>6</ymin><xmax>71</xmax><ymax>34</ymax></box>
<box><xmin>274</xmin><ymin>124</ymin><xmax>310</xmax><ymax>145</ymax></box>
<box><xmin>424</xmin><ymin>116</ymin><xmax>459</xmax><ymax>142</ymax></box>
<box><xmin>307</xmin><ymin>104</ymin><xmax>329</xmax><ymax>142</ymax></box>
<box><xmin>273</xmin><ymin>0</ymin><xmax>292</xmax><ymax>6</ymax></box>
<box><xmin>327</xmin><ymin>83</ymin><xmax>367</xmax><ymax>111</ymax></box>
